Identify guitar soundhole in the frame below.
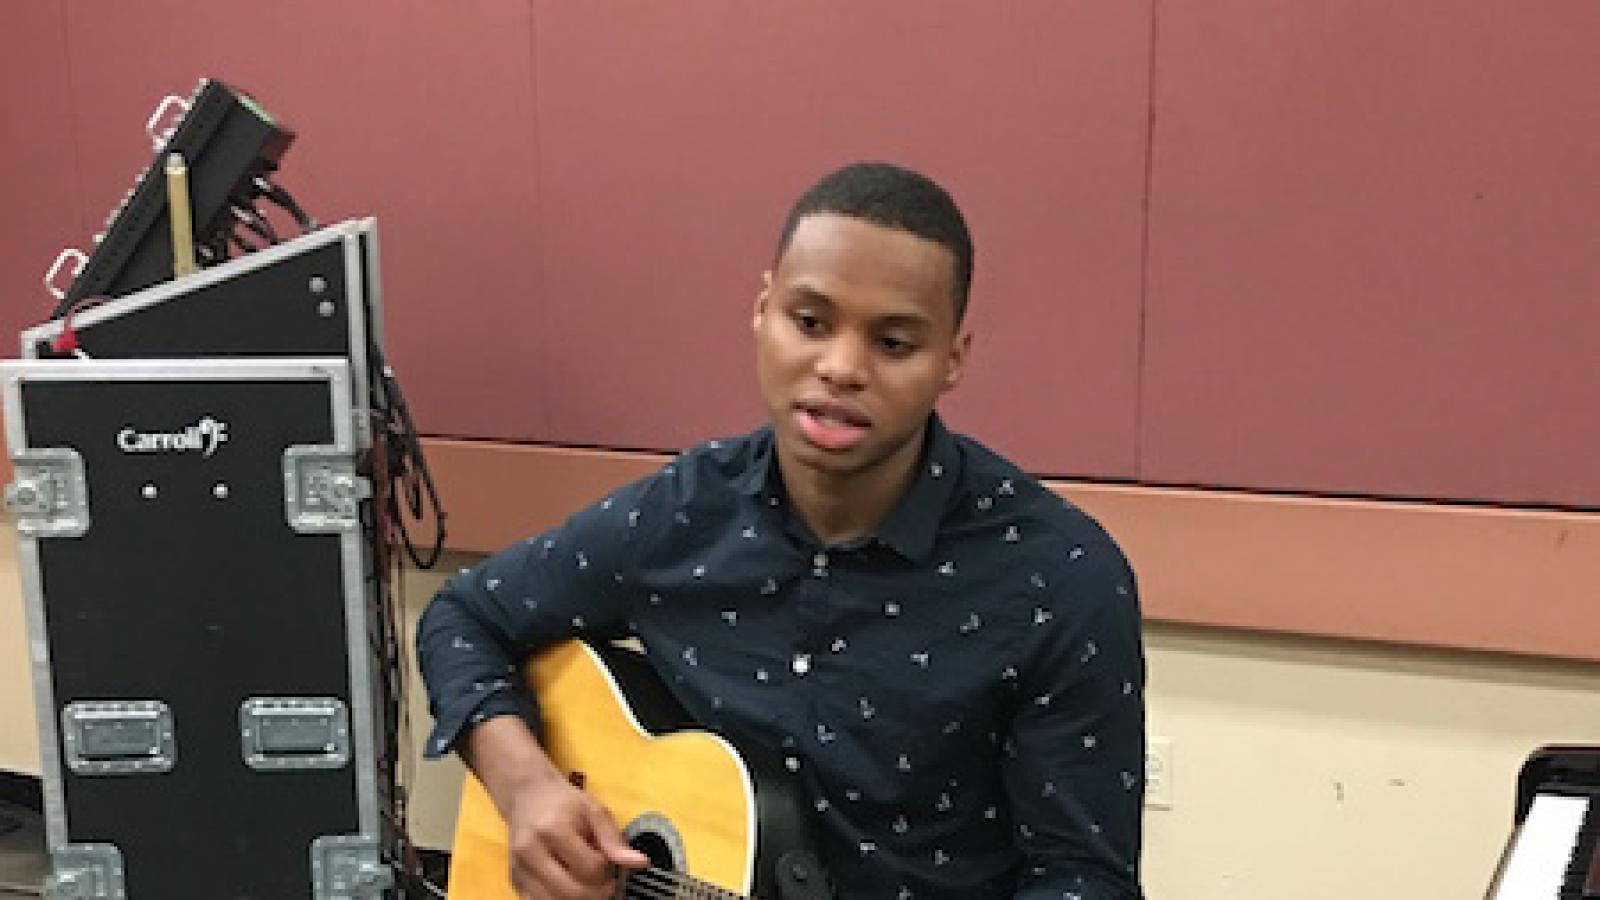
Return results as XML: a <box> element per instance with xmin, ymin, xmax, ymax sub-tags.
<box><xmin>620</xmin><ymin>812</ymin><xmax>688</xmax><ymax>898</ymax></box>
<box><xmin>630</xmin><ymin>830</ymin><xmax>676</xmax><ymax>870</ymax></box>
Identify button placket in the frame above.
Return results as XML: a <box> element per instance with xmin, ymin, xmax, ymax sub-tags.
<box><xmin>792</xmin><ymin>547</ymin><xmax>842</xmax><ymax>762</ymax></box>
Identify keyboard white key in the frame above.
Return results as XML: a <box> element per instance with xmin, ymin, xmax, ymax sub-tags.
<box><xmin>1492</xmin><ymin>793</ymin><xmax>1590</xmax><ymax>899</ymax></box>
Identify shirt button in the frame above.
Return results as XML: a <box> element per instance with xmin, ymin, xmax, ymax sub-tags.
<box><xmin>792</xmin><ymin>653</ymin><xmax>812</xmax><ymax>676</ymax></box>
<box><xmin>813</xmin><ymin>552</ymin><xmax>828</xmax><ymax>569</ymax></box>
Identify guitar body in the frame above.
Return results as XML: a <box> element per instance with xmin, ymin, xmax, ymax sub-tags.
<box><xmin>448</xmin><ymin>640</ymin><xmax>829</xmax><ymax>899</ymax></box>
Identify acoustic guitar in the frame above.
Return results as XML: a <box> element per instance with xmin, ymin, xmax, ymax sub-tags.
<box><xmin>447</xmin><ymin>640</ymin><xmax>833</xmax><ymax>900</ymax></box>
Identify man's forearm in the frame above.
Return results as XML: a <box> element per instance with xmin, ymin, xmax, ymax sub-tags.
<box><xmin>459</xmin><ymin>715</ymin><xmax>566</xmax><ymax>814</ymax></box>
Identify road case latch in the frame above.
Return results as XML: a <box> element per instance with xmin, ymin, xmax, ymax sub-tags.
<box><xmin>44</xmin><ymin>843</ymin><xmax>125</xmax><ymax>899</ymax></box>
<box><xmin>283</xmin><ymin>445</ymin><xmax>369</xmax><ymax>533</ymax></box>
<box><xmin>310</xmin><ymin>834</ymin><xmax>392</xmax><ymax>899</ymax></box>
<box><xmin>60</xmin><ymin>701</ymin><xmax>175</xmax><ymax>776</ymax></box>
<box><xmin>240</xmin><ymin>697</ymin><xmax>350</xmax><ymax>771</ymax></box>
<box><xmin>5</xmin><ymin>448</ymin><xmax>89</xmax><ymax>538</ymax></box>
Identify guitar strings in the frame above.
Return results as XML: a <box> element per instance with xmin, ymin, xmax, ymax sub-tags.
<box><xmin>625</xmin><ymin>880</ymin><xmax>710</xmax><ymax>900</ymax></box>
<box><xmin>623</xmin><ymin>865</ymin><xmax>748</xmax><ymax>900</ymax></box>
<box><xmin>624</xmin><ymin>869</ymin><xmax>695</xmax><ymax>895</ymax></box>
<box><xmin>625</xmin><ymin>868</ymin><xmax>736</xmax><ymax>900</ymax></box>
<box><xmin>624</xmin><ymin>867</ymin><xmax>714</xmax><ymax>899</ymax></box>
<box><xmin>623</xmin><ymin>875</ymin><xmax>717</xmax><ymax>900</ymax></box>
<box><xmin>627</xmin><ymin>866</ymin><xmax>732</xmax><ymax>892</ymax></box>
<box><xmin>620</xmin><ymin>880</ymin><xmax>679</xmax><ymax>900</ymax></box>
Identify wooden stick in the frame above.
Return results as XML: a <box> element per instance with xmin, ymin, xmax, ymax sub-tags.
<box><xmin>165</xmin><ymin>152</ymin><xmax>197</xmax><ymax>277</ymax></box>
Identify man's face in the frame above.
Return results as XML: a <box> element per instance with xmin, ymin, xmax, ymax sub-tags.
<box><xmin>754</xmin><ymin>213</ymin><xmax>970</xmax><ymax>481</ymax></box>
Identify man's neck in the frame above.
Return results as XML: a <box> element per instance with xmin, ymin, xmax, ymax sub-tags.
<box><xmin>776</xmin><ymin>428</ymin><xmax>926</xmax><ymax>546</ymax></box>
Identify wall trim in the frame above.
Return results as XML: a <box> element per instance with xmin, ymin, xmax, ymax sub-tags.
<box><xmin>417</xmin><ymin>437</ymin><xmax>1600</xmax><ymax>663</ymax></box>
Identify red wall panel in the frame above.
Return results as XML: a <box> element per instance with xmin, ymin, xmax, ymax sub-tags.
<box><xmin>528</xmin><ymin>2</ymin><xmax>1151</xmax><ymax>476</ymax></box>
<box><xmin>4</xmin><ymin>2</ymin><xmax>1150</xmax><ymax>481</ymax></box>
<box><xmin>37</xmin><ymin>0</ymin><xmax>549</xmax><ymax>438</ymax></box>
<box><xmin>0</xmin><ymin>4</ymin><xmax>84</xmax><ymax>343</ymax></box>
<box><xmin>5</xmin><ymin>3</ymin><xmax>1596</xmax><ymax>507</ymax></box>
<box><xmin>1141</xmin><ymin>1</ymin><xmax>1600</xmax><ymax>506</ymax></box>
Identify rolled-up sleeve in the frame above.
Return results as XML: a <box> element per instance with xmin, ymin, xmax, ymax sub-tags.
<box><xmin>415</xmin><ymin>472</ymin><xmax>665</xmax><ymax>758</ymax></box>
<box><xmin>1005</xmin><ymin>533</ymin><xmax>1146</xmax><ymax>900</ymax></box>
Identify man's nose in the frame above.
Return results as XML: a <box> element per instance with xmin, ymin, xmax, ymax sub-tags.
<box><xmin>816</xmin><ymin>334</ymin><xmax>868</xmax><ymax>389</ymax></box>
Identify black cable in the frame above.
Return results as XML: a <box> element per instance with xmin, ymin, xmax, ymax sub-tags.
<box><xmin>256</xmin><ymin>177</ymin><xmax>319</xmax><ymax>232</ymax></box>
<box><xmin>229</xmin><ymin>229</ymin><xmax>260</xmax><ymax>254</ymax></box>
<box><xmin>202</xmin><ymin>228</ymin><xmax>233</xmax><ymax>264</ymax></box>
<box><xmin>231</xmin><ymin>203</ymin><xmax>281</xmax><ymax>245</ymax></box>
<box><xmin>369</xmin><ymin>349</ymin><xmax>447</xmax><ymax>570</ymax></box>
<box><xmin>357</xmin><ymin>444</ymin><xmax>436</xmax><ymax>898</ymax></box>
<box><xmin>361</xmin><ymin>345</ymin><xmax>446</xmax><ymax>900</ymax></box>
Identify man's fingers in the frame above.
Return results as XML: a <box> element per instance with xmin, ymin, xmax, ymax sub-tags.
<box><xmin>586</xmin><ymin>803</ymin><xmax>649</xmax><ymax>868</ymax></box>
<box><xmin>501</xmin><ymin>784</ymin><xmax>639</xmax><ymax>899</ymax></box>
<box><xmin>545</xmin><ymin>823</ymin><xmax>618</xmax><ymax>887</ymax></box>
<box><xmin>510</xmin><ymin>819</ymin><xmax>607</xmax><ymax>900</ymax></box>
<box><xmin>514</xmin><ymin>840</ymin><xmax>596</xmax><ymax>900</ymax></box>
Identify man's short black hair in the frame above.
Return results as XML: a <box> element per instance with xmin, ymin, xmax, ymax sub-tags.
<box><xmin>775</xmin><ymin>162</ymin><xmax>974</xmax><ymax>324</ymax></box>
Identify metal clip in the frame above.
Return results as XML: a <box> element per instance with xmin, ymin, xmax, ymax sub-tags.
<box><xmin>310</xmin><ymin>835</ymin><xmax>391</xmax><ymax>899</ymax></box>
<box><xmin>44</xmin><ymin>843</ymin><xmax>125</xmax><ymax>899</ymax></box>
<box><xmin>144</xmin><ymin>94</ymin><xmax>191</xmax><ymax>151</ymax></box>
<box><xmin>283</xmin><ymin>446</ymin><xmax>370</xmax><ymax>534</ymax></box>
<box><xmin>44</xmin><ymin>249</ymin><xmax>88</xmax><ymax>302</ymax></box>
<box><xmin>5</xmin><ymin>448</ymin><xmax>89</xmax><ymax>538</ymax></box>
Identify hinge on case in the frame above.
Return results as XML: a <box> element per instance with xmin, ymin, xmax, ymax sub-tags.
<box><xmin>310</xmin><ymin>834</ymin><xmax>392</xmax><ymax>899</ymax></box>
<box><xmin>4</xmin><ymin>448</ymin><xmax>90</xmax><ymax>538</ymax></box>
<box><xmin>283</xmin><ymin>445</ymin><xmax>370</xmax><ymax>533</ymax></box>
<box><xmin>44</xmin><ymin>843</ymin><xmax>125</xmax><ymax>899</ymax></box>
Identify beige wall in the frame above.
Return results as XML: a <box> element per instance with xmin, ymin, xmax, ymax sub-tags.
<box><xmin>0</xmin><ymin>524</ymin><xmax>39</xmax><ymax>775</ymax></box>
<box><xmin>1140</xmin><ymin>622</ymin><xmax>1600</xmax><ymax>898</ymax></box>
<box><xmin>4</xmin><ymin>533</ymin><xmax>1599</xmax><ymax>898</ymax></box>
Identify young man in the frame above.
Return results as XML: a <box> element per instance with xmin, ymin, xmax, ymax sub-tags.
<box><xmin>418</xmin><ymin>162</ymin><xmax>1146</xmax><ymax>899</ymax></box>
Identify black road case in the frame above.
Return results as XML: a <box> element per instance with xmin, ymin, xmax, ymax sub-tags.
<box><xmin>23</xmin><ymin>218</ymin><xmax>385</xmax><ymax>452</ymax></box>
<box><xmin>3</xmin><ymin>357</ymin><xmax>393</xmax><ymax>899</ymax></box>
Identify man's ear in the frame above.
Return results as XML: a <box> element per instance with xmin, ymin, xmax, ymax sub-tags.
<box><xmin>752</xmin><ymin>270</ymin><xmax>773</xmax><ymax>332</ymax></box>
<box><xmin>942</xmin><ymin>328</ymin><xmax>973</xmax><ymax>393</ymax></box>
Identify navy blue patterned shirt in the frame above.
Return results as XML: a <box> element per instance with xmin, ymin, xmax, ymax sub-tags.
<box><xmin>417</xmin><ymin>415</ymin><xmax>1146</xmax><ymax>899</ymax></box>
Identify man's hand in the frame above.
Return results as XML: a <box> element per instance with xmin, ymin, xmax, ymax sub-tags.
<box><xmin>501</xmin><ymin>769</ymin><xmax>648</xmax><ymax>899</ymax></box>
<box><xmin>463</xmin><ymin>716</ymin><xmax>649</xmax><ymax>899</ymax></box>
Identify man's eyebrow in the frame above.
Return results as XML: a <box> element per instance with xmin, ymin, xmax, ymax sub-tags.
<box><xmin>788</xmin><ymin>284</ymin><xmax>837</xmax><ymax>308</ymax></box>
<box><xmin>878</xmin><ymin>313</ymin><xmax>931</xmax><ymax>331</ymax></box>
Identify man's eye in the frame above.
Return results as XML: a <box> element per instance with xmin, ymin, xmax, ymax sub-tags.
<box><xmin>879</xmin><ymin>335</ymin><xmax>915</xmax><ymax>355</ymax></box>
<box><xmin>794</xmin><ymin>313</ymin><xmax>826</xmax><ymax>334</ymax></box>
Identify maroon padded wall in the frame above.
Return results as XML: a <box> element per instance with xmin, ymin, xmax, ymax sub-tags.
<box><xmin>0</xmin><ymin>4</ymin><xmax>83</xmax><ymax>341</ymax></box>
<box><xmin>529</xmin><ymin>3</ymin><xmax>1151</xmax><ymax>474</ymax></box>
<box><xmin>20</xmin><ymin>0</ymin><xmax>550</xmax><ymax>447</ymax></box>
<box><xmin>2</xmin><ymin>2</ymin><xmax>1597</xmax><ymax>506</ymax></box>
<box><xmin>1140</xmin><ymin>1</ymin><xmax>1600</xmax><ymax>506</ymax></box>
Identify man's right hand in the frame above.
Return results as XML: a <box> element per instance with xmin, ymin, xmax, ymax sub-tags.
<box><xmin>462</xmin><ymin>716</ymin><xmax>649</xmax><ymax>900</ymax></box>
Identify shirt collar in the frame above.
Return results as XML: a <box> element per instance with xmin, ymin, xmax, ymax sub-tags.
<box><xmin>734</xmin><ymin>414</ymin><xmax>960</xmax><ymax>562</ymax></box>
<box><xmin>871</xmin><ymin>414</ymin><xmax>960</xmax><ymax>561</ymax></box>
<box><xmin>732</xmin><ymin>427</ymin><xmax>777</xmax><ymax>498</ymax></box>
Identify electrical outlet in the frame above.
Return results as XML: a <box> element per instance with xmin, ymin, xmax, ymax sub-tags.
<box><xmin>1145</xmin><ymin>737</ymin><xmax>1174</xmax><ymax>809</ymax></box>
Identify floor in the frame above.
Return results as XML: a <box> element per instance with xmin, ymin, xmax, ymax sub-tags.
<box><xmin>0</xmin><ymin>801</ymin><xmax>44</xmax><ymax>897</ymax></box>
